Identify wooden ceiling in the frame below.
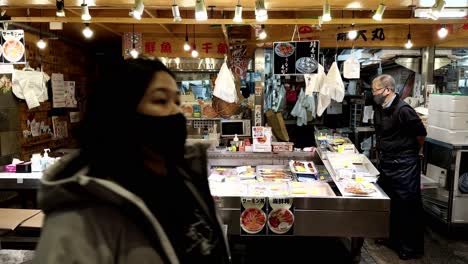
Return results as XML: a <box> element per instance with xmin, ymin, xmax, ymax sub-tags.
<box><xmin>1</xmin><ymin>0</ymin><xmax>467</xmax><ymax>49</ymax></box>
<box><xmin>1</xmin><ymin>0</ymin><xmax>468</xmax><ymax>9</ymax></box>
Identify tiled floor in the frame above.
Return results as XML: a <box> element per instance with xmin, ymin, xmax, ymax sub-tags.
<box><xmin>1</xmin><ymin>228</ymin><xmax>467</xmax><ymax>264</ymax></box>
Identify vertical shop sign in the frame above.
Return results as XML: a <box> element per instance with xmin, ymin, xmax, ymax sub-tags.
<box><xmin>273</xmin><ymin>41</ymin><xmax>320</xmax><ymax>75</ymax></box>
<box><xmin>267</xmin><ymin>197</ymin><xmax>294</xmax><ymax>235</ymax></box>
<box><xmin>0</xmin><ymin>30</ymin><xmax>26</xmax><ymax>64</ymax></box>
<box><xmin>240</xmin><ymin>197</ymin><xmax>267</xmax><ymax>235</ymax></box>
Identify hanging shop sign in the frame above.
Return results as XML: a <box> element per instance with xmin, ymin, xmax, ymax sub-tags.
<box><xmin>273</xmin><ymin>41</ymin><xmax>320</xmax><ymax>75</ymax></box>
<box><xmin>337</xmin><ymin>28</ymin><xmax>386</xmax><ymax>42</ymax></box>
<box><xmin>123</xmin><ymin>33</ymin><xmax>228</xmax><ymax>59</ymax></box>
<box><xmin>0</xmin><ymin>30</ymin><xmax>26</xmax><ymax>64</ymax></box>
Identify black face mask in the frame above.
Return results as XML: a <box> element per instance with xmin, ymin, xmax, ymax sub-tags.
<box><xmin>373</xmin><ymin>89</ymin><xmax>388</xmax><ymax>105</ymax></box>
<box><xmin>135</xmin><ymin>113</ymin><xmax>187</xmax><ymax>161</ymax></box>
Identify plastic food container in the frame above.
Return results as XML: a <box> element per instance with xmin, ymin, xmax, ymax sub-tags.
<box><xmin>271</xmin><ymin>142</ymin><xmax>294</xmax><ymax>153</ymax></box>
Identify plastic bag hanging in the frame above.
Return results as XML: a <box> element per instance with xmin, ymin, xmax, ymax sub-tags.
<box><xmin>323</xmin><ymin>61</ymin><xmax>345</xmax><ymax>103</ymax></box>
<box><xmin>343</xmin><ymin>50</ymin><xmax>360</xmax><ymax>79</ymax></box>
<box><xmin>305</xmin><ymin>64</ymin><xmax>326</xmax><ymax>95</ymax></box>
<box><xmin>213</xmin><ymin>62</ymin><xmax>238</xmax><ymax>103</ymax></box>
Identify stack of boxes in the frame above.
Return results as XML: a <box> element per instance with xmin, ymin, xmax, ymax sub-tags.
<box><xmin>427</xmin><ymin>94</ymin><xmax>468</xmax><ymax>145</ymax></box>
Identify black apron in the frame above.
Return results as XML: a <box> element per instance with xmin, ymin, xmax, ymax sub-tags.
<box><xmin>377</xmin><ymin>154</ymin><xmax>424</xmax><ymax>254</ymax></box>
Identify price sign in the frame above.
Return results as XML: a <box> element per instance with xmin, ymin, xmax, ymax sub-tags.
<box><xmin>273</xmin><ymin>41</ymin><xmax>320</xmax><ymax>75</ymax></box>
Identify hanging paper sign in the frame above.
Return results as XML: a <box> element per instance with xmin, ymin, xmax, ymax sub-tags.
<box><xmin>240</xmin><ymin>197</ymin><xmax>267</xmax><ymax>235</ymax></box>
<box><xmin>1</xmin><ymin>30</ymin><xmax>26</xmax><ymax>64</ymax></box>
<box><xmin>273</xmin><ymin>41</ymin><xmax>320</xmax><ymax>75</ymax></box>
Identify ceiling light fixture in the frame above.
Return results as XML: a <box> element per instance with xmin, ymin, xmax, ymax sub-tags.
<box><xmin>428</xmin><ymin>0</ymin><xmax>446</xmax><ymax>20</ymax></box>
<box><xmin>130</xmin><ymin>0</ymin><xmax>144</xmax><ymax>20</ymax></box>
<box><xmin>233</xmin><ymin>0</ymin><xmax>243</xmax><ymax>22</ymax></box>
<box><xmin>172</xmin><ymin>0</ymin><xmax>182</xmax><ymax>22</ymax></box>
<box><xmin>373</xmin><ymin>3</ymin><xmax>386</xmax><ymax>21</ymax></box>
<box><xmin>322</xmin><ymin>0</ymin><xmax>332</xmax><ymax>22</ymax></box>
<box><xmin>191</xmin><ymin>25</ymin><xmax>199</xmax><ymax>58</ymax></box>
<box><xmin>405</xmin><ymin>25</ymin><xmax>413</xmax><ymax>49</ymax></box>
<box><xmin>438</xmin><ymin>24</ymin><xmax>448</xmax><ymax>38</ymax></box>
<box><xmin>255</xmin><ymin>0</ymin><xmax>268</xmax><ymax>22</ymax></box>
<box><xmin>82</xmin><ymin>23</ymin><xmax>94</xmax><ymax>39</ymax></box>
<box><xmin>130</xmin><ymin>24</ymin><xmax>139</xmax><ymax>58</ymax></box>
<box><xmin>36</xmin><ymin>22</ymin><xmax>46</xmax><ymax>49</ymax></box>
<box><xmin>259</xmin><ymin>25</ymin><xmax>267</xmax><ymax>40</ymax></box>
<box><xmin>81</xmin><ymin>0</ymin><xmax>91</xmax><ymax>21</ymax></box>
<box><xmin>195</xmin><ymin>0</ymin><xmax>208</xmax><ymax>21</ymax></box>
<box><xmin>184</xmin><ymin>24</ymin><xmax>191</xmax><ymax>51</ymax></box>
<box><xmin>56</xmin><ymin>0</ymin><xmax>65</xmax><ymax>17</ymax></box>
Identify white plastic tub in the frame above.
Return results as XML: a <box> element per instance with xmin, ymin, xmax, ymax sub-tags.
<box><xmin>428</xmin><ymin>110</ymin><xmax>468</xmax><ymax>130</ymax></box>
<box><xmin>427</xmin><ymin>125</ymin><xmax>468</xmax><ymax>145</ymax></box>
<box><xmin>428</xmin><ymin>94</ymin><xmax>468</xmax><ymax>113</ymax></box>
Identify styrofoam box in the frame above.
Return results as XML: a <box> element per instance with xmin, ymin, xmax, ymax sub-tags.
<box><xmin>428</xmin><ymin>110</ymin><xmax>468</xmax><ymax>130</ymax></box>
<box><xmin>427</xmin><ymin>125</ymin><xmax>468</xmax><ymax>145</ymax></box>
<box><xmin>428</xmin><ymin>94</ymin><xmax>468</xmax><ymax>113</ymax></box>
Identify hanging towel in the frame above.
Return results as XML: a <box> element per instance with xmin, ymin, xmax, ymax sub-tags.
<box><xmin>323</xmin><ymin>61</ymin><xmax>345</xmax><ymax>103</ymax></box>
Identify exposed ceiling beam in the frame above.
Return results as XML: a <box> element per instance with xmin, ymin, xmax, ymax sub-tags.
<box><xmin>143</xmin><ymin>9</ymin><xmax>177</xmax><ymax>37</ymax></box>
<box><xmin>65</xmin><ymin>8</ymin><xmax>122</xmax><ymax>37</ymax></box>
<box><xmin>434</xmin><ymin>25</ymin><xmax>468</xmax><ymax>45</ymax></box>
<box><xmin>9</xmin><ymin>17</ymin><xmax>468</xmax><ymax>25</ymax></box>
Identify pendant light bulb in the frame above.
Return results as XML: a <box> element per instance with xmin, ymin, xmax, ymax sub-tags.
<box><xmin>322</xmin><ymin>0</ymin><xmax>332</xmax><ymax>22</ymax></box>
<box><xmin>130</xmin><ymin>0</ymin><xmax>144</xmax><ymax>20</ymax></box>
<box><xmin>348</xmin><ymin>29</ymin><xmax>358</xmax><ymax>40</ymax></box>
<box><xmin>56</xmin><ymin>0</ymin><xmax>65</xmax><ymax>17</ymax></box>
<box><xmin>195</xmin><ymin>0</ymin><xmax>208</xmax><ymax>21</ymax></box>
<box><xmin>259</xmin><ymin>25</ymin><xmax>267</xmax><ymax>40</ymax></box>
<box><xmin>82</xmin><ymin>24</ymin><xmax>94</xmax><ymax>39</ymax></box>
<box><xmin>438</xmin><ymin>25</ymin><xmax>448</xmax><ymax>38</ymax></box>
<box><xmin>130</xmin><ymin>48</ymin><xmax>139</xmax><ymax>59</ymax></box>
<box><xmin>191</xmin><ymin>49</ymin><xmax>199</xmax><ymax>58</ymax></box>
<box><xmin>184</xmin><ymin>42</ymin><xmax>191</xmax><ymax>51</ymax></box>
<box><xmin>36</xmin><ymin>39</ymin><xmax>47</xmax><ymax>49</ymax></box>
<box><xmin>405</xmin><ymin>39</ymin><xmax>413</xmax><ymax>49</ymax></box>
<box><xmin>372</xmin><ymin>3</ymin><xmax>386</xmax><ymax>21</ymax></box>
<box><xmin>234</xmin><ymin>1</ymin><xmax>243</xmax><ymax>23</ymax></box>
<box><xmin>172</xmin><ymin>0</ymin><xmax>182</xmax><ymax>22</ymax></box>
<box><xmin>81</xmin><ymin>1</ymin><xmax>91</xmax><ymax>21</ymax></box>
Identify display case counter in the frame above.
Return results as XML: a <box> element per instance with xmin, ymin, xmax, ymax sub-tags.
<box><xmin>208</xmin><ymin>151</ymin><xmax>390</xmax><ymax>239</ymax></box>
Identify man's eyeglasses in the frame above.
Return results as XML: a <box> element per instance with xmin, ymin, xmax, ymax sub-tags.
<box><xmin>372</xmin><ymin>86</ymin><xmax>387</xmax><ymax>93</ymax></box>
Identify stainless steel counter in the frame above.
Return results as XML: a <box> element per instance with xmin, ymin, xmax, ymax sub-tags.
<box><xmin>208</xmin><ymin>151</ymin><xmax>390</xmax><ymax>239</ymax></box>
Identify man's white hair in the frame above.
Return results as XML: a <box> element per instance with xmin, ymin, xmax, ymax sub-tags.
<box><xmin>373</xmin><ymin>74</ymin><xmax>396</xmax><ymax>92</ymax></box>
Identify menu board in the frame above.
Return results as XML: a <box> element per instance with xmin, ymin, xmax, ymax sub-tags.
<box><xmin>0</xmin><ymin>30</ymin><xmax>26</xmax><ymax>64</ymax></box>
<box><xmin>273</xmin><ymin>41</ymin><xmax>320</xmax><ymax>75</ymax></box>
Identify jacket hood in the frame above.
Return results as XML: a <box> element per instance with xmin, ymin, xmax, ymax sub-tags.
<box><xmin>38</xmin><ymin>150</ymin><xmax>180</xmax><ymax>264</ymax></box>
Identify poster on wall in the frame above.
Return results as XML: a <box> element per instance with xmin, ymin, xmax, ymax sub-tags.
<box><xmin>273</xmin><ymin>41</ymin><xmax>319</xmax><ymax>75</ymax></box>
<box><xmin>0</xmin><ymin>30</ymin><xmax>26</xmax><ymax>64</ymax></box>
<box><xmin>51</xmin><ymin>73</ymin><xmax>66</xmax><ymax>108</ymax></box>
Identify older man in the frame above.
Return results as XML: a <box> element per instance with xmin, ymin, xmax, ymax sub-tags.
<box><xmin>372</xmin><ymin>74</ymin><xmax>427</xmax><ymax>260</ymax></box>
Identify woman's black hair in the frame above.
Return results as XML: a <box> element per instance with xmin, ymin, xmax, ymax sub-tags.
<box><xmin>79</xmin><ymin>58</ymin><xmax>176</xmax><ymax>179</ymax></box>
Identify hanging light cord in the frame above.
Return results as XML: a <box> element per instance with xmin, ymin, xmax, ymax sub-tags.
<box><xmin>132</xmin><ymin>24</ymin><xmax>135</xmax><ymax>49</ymax></box>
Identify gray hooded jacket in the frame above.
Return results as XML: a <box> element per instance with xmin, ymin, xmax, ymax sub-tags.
<box><xmin>33</xmin><ymin>144</ymin><xmax>230</xmax><ymax>264</ymax></box>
